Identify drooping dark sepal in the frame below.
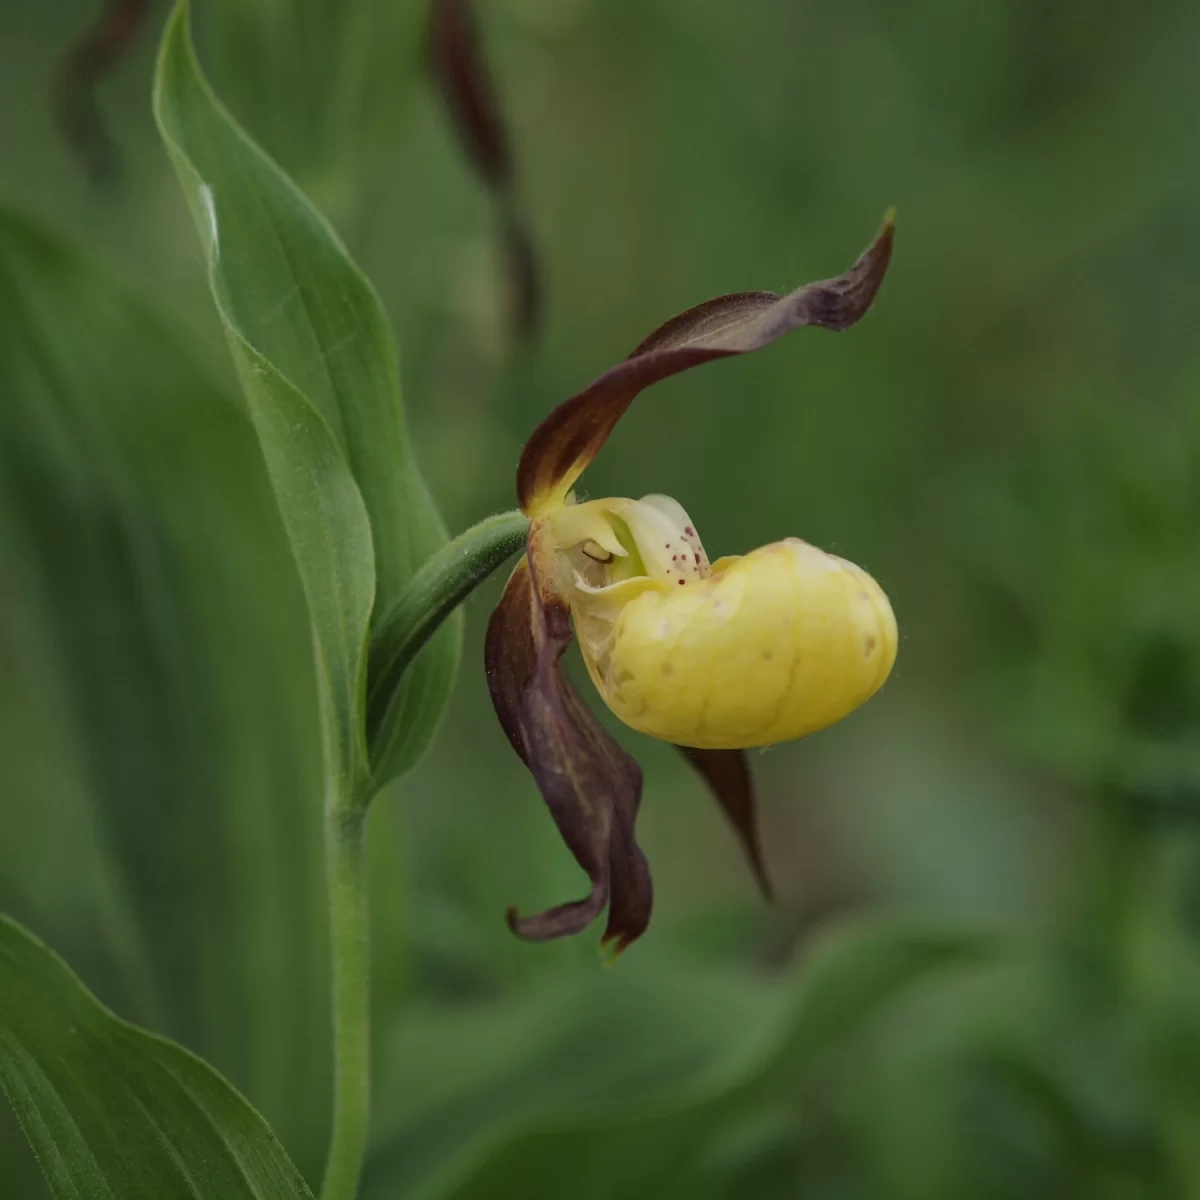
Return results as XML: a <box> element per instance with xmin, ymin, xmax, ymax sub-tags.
<box><xmin>518</xmin><ymin>213</ymin><xmax>894</xmax><ymax>514</ymax></box>
<box><xmin>678</xmin><ymin>746</ymin><xmax>774</xmax><ymax>902</ymax></box>
<box><xmin>484</xmin><ymin>534</ymin><xmax>652</xmax><ymax>950</ymax></box>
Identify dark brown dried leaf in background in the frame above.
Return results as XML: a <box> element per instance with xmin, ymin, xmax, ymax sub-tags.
<box><xmin>427</xmin><ymin>0</ymin><xmax>541</xmax><ymax>341</ymax></box>
<box><xmin>502</xmin><ymin>213</ymin><xmax>541</xmax><ymax>343</ymax></box>
<box><xmin>427</xmin><ymin>0</ymin><xmax>511</xmax><ymax>186</ymax></box>
<box><xmin>54</xmin><ymin>0</ymin><xmax>152</xmax><ymax>183</ymax></box>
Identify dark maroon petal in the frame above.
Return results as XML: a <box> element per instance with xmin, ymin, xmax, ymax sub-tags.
<box><xmin>601</xmin><ymin>777</ymin><xmax>653</xmax><ymax>955</ymax></box>
<box><xmin>54</xmin><ymin>0</ymin><xmax>152</xmax><ymax>183</ymax></box>
<box><xmin>484</xmin><ymin>536</ymin><xmax>652</xmax><ymax>948</ymax></box>
<box><xmin>484</xmin><ymin>555</ymin><xmax>538</xmax><ymax>762</ymax></box>
<box><xmin>679</xmin><ymin>746</ymin><xmax>774</xmax><ymax>902</ymax></box>
<box><xmin>427</xmin><ymin>0</ymin><xmax>541</xmax><ymax>340</ymax></box>
<box><xmin>517</xmin><ymin>214</ymin><xmax>894</xmax><ymax>514</ymax></box>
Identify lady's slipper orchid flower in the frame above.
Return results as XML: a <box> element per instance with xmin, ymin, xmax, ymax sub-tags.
<box><xmin>486</xmin><ymin>216</ymin><xmax>898</xmax><ymax>953</ymax></box>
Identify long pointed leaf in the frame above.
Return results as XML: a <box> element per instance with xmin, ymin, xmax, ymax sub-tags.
<box><xmin>154</xmin><ymin>2</ymin><xmax>459</xmax><ymax>789</ymax></box>
<box><xmin>0</xmin><ymin>916</ymin><xmax>314</xmax><ymax>1200</ymax></box>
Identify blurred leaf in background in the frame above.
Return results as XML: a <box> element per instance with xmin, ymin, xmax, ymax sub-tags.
<box><xmin>0</xmin><ymin>203</ymin><xmax>330</xmax><ymax>1187</ymax></box>
<box><xmin>365</xmin><ymin>920</ymin><xmax>990</xmax><ymax>1199</ymax></box>
<box><xmin>963</xmin><ymin>390</ymin><xmax>1200</xmax><ymax>812</ymax></box>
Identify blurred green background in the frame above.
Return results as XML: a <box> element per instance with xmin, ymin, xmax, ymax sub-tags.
<box><xmin>3</xmin><ymin>0</ymin><xmax>1200</xmax><ymax>1196</ymax></box>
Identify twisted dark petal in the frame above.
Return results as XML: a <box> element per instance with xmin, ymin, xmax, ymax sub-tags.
<box><xmin>483</xmin><ymin>556</ymin><xmax>538</xmax><ymax>762</ymax></box>
<box><xmin>518</xmin><ymin>213</ymin><xmax>895</xmax><ymax>514</ymax></box>
<box><xmin>679</xmin><ymin>747</ymin><xmax>774</xmax><ymax>902</ymax></box>
<box><xmin>427</xmin><ymin>0</ymin><xmax>541</xmax><ymax>340</ymax></box>
<box><xmin>484</xmin><ymin>542</ymin><xmax>651</xmax><ymax>949</ymax></box>
<box><xmin>54</xmin><ymin>0</ymin><xmax>152</xmax><ymax>184</ymax></box>
<box><xmin>601</xmin><ymin>778</ymin><xmax>653</xmax><ymax>954</ymax></box>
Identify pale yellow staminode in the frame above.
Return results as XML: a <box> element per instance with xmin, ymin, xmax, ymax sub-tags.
<box><xmin>561</xmin><ymin>497</ymin><xmax>897</xmax><ymax>750</ymax></box>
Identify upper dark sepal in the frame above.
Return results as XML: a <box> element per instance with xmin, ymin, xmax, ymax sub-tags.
<box><xmin>518</xmin><ymin>213</ymin><xmax>894</xmax><ymax>514</ymax></box>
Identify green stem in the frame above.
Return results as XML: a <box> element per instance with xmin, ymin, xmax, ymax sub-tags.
<box><xmin>320</xmin><ymin>801</ymin><xmax>371</xmax><ymax>1200</ymax></box>
<box><xmin>319</xmin><ymin>509</ymin><xmax>528</xmax><ymax>1198</ymax></box>
<box><xmin>365</xmin><ymin>509</ymin><xmax>528</xmax><ymax>749</ymax></box>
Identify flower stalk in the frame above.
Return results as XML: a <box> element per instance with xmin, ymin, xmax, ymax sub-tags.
<box><xmin>367</xmin><ymin>509</ymin><xmax>529</xmax><ymax>754</ymax></box>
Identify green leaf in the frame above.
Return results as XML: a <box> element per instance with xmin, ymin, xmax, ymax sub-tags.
<box><xmin>0</xmin><ymin>915</ymin><xmax>314</xmax><ymax>1199</ymax></box>
<box><xmin>0</xmin><ymin>203</ymin><xmax>331</xmax><ymax>1185</ymax></box>
<box><xmin>153</xmin><ymin>1</ymin><xmax>460</xmax><ymax>796</ymax></box>
<box><xmin>364</xmin><ymin>919</ymin><xmax>996</xmax><ymax>1199</ymax></box>
<box><xmin>199</xmin><ymin>0</ymin><xmax>427</xmax><ymax>189</ymax></box>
